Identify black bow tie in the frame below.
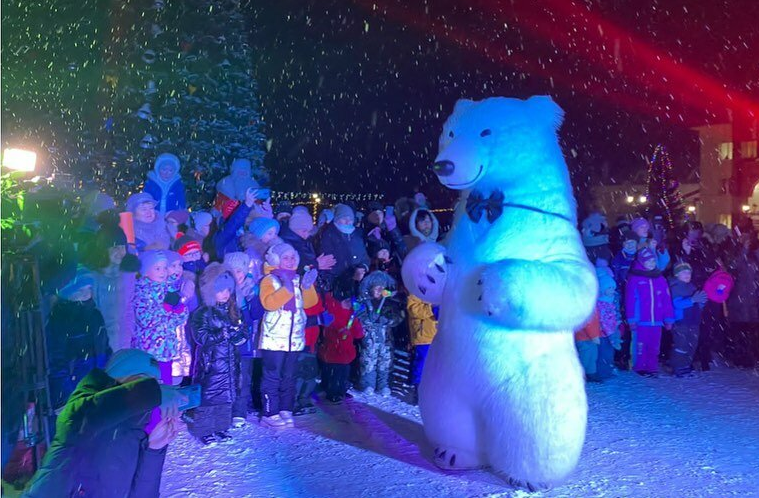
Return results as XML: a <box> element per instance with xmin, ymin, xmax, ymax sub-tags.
<box><xmin>466</xmin><ymin>189</ymin><xmax>505</xmax><ymax>223</ymax></box>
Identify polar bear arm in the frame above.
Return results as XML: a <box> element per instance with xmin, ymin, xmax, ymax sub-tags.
<box><xmin>480</xmin><ymin>258</ymin><xmax>597</xmax><ymax>331</ymax></box>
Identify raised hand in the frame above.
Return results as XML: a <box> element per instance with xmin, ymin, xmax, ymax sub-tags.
<box><xmin>316</xmin><ymin>253</ymin><xmax>336</xmax><ymax>270</ymax></box>
<box><xmin>245</xmin><ymin>187</ymin><xmax>259</xmax><ymax>207</ymax></box>
<box><xmin>302</xmin><ymin>268</ymin><xmax>319</xmax><ymax>289</ymax></box>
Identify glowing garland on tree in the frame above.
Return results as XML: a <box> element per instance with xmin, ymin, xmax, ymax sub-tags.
<box><xmin>645</xmin><ymin>144</ymin><xmax>685</xmax><ymax>229</ymax></box>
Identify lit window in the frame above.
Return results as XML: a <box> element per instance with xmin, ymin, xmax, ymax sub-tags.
<box><xmin>740</xmin><ymin>141</ymin><xmax>757</xmax><ymax>159</ymax></box>
<box><xmin>718</xmin><ymin>142</ymin><xmax>733</xmax><ymax>160</ymax></box>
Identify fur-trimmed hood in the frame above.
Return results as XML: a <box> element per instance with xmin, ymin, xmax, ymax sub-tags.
<box><xmin>408</xmin><ymin>208</ymin><xmax>440</xmax><ymax>243</ymax></box>
<box><xmin>199</xmin><ymin>262</ymin><xmax>236</xmax><ymax>307</ymax></box>
<box><xmin>147</xmin><ymin>153</ymin><xmax>181</xmax><ymax>189</ymax></box>
<box><xmin>359</xmin><ymin>270</ymin><xmax>397</xmax><ymax>299</ymax></box>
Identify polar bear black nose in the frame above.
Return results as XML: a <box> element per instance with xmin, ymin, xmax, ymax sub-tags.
<box><xmin>432</xmin><ymin>160</ymin><xmax>455</xmax><ymax>177</ymax></box>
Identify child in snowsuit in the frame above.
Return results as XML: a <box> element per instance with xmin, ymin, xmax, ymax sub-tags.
<box><xmin>318</xmin><ymin>282</ymin><xmax>365</xmax><ymax>403</ymax></box>
<box><xmin>596</xmin><ymin>263</ymin><xmax>622</xmax><ymax>379</ymax></box>
<box><xmin>167</xmin><ymin>251</ymin><xmax>196</xmax><ymax>384</ymax></box>
<box><xmin>610</xmin><ymin>230</ymin><xmax>638</xmax><ymax>288</ymax></box>
<box><xmin>223</xmin><ymin>251</ymin><xmax>259</xmax><ymax>425</ymax></box>
<box><xmin>188</xmin><ymin>263</ymin><xmax>246</xmax><ymax>445</ymax></box>
<box><xmin>356</xmin><ymin>271</ymin><xmax>404</xmax><ymax>396</ymax></box>
<box><xmin>132</xmin><ymin>250</ymin><xmax>189</xmax><ymax>430</ymax></box>
<box><xmin>407</xmin><ymin>294</ymin><xmax>438</xmax><ymax>402</ymax></box>
<box><xmin>668</xmin><ymin>262</ymin><xmax>707</xmax><ymax>377</ymax></box>
<box><xmin>575</xmin><ymin>309</ymin><xmax>602</xmax><ymax>382</ymax></box>
<box><xmin>46</xmin><ymin>268</ymin><xmax>110</xmax><ymax>410</ymax></box>
<box><xmin>258</xmin><ymin>243</ymin><xmax>319</xmax><ymax>428</ymax></box>
<box><xmin>625</xmin><ymin>248</ymin><xmax>675</xmax><ymax>375</ymax></box>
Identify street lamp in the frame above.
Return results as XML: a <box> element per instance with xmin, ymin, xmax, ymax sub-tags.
<box><xmin>687</xmin><ymin>205</ymin><xmax>696</xmax><ymax>213</ymax></box>
<box><xmin>2</xmin><ymin>148</ymin><xmax>37</xmax><ymax>173</ymax></box>
<box><xmin>639</xmin><ymin>195</ymin><xmax>647</xmax><ymax>204</ymax></box>
<box><xmin>626</xmin><ymin>195</ymin><xmax>634</xmax><ymax>204</ymax></box>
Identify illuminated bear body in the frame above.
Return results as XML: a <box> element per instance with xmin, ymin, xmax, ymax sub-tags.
<box><xmin>402</xmin><ymin>96</ymin><xmax>597</xmax><ymax>489</ymax></box>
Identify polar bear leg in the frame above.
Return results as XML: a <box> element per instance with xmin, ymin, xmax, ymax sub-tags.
<box><xmin>482</xmin><ymin>350</ymin><xmax>587</xmax><ymax>488</ymax></box>
<box><xmin>419</xmin><ymin>378</ymin><xmax>485</xmax><ymax>470</ymax></box>
<box><xmin>423</xmin><ymin>403</ymin><xmax>484</xmax><ymax>470</ymax></box>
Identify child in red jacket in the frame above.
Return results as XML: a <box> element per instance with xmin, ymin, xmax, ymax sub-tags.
<box><xmin>318</xmin><ymin>288</ymin><xmax>364</xmax><ymax>403</ymax></box>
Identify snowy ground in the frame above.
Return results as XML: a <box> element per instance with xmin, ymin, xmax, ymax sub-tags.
<box><xmin>162</xmin><ymin>366</ymin><xmax>759</xmax><ymax>498</ymax></box>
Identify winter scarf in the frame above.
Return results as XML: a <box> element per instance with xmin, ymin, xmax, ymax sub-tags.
<box><xmin>269</xmin><ymin>268</ymin><xmax>298</xmax><ymax>312</ymax></box>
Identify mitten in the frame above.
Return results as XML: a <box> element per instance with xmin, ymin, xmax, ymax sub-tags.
<box><xmin>321</xmin><ymin>310</ymin><xmax>335</xmax><ymax>327</ymax></box>
<box><xmin>301</xmin><ymin>268</ymin><xmax>318</xmax><ymax>289</ymax></box>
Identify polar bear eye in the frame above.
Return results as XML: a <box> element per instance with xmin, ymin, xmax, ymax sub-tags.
<box><xmin>480</xmin><ymin>129</ymin><xmax>492</xmax><ymax>137</ymax></box>
<box><xmin>448</xmin><ymin>131</ymin><xmax>454</xmax><ymax>138</ymax></box>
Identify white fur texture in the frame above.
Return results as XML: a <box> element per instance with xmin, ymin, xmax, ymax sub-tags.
<box><xmin>409</xmin><ymin>96</ymin><xmax>597</xmax><ymax>488</ymax></box>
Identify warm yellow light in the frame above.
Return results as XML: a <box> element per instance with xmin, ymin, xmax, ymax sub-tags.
<box><xmin>626</xmin><ymin>195</ymin><xmax>634</xmax><ymax>204</ymax></box>
<box><xmin>2</xmin><ymin>148</ymin><xmax>37</xmax><ymax>172</ymax></box>
<box><xmin>687</xmin><ymin>205</ymin><xmax>696</xmax><ymax>213</ymax></box>
<box><xmin>742</xmin><ymin>205</ymin><xmax>751</xmax><ymax>213</ymax></box>
<box><xmin>315</xmin><ymin>197</ymin><xmax>321</xmax><ymax>204</ymax></box>
<box><xmin>311</xmin><ymin>193</ymin><xmax>318</xmax><ymax>199</ymax></box>
<box><xmin>639</xmin><ymin>195</ymin><xmax>647</xmax><ymax>204</ymax></box>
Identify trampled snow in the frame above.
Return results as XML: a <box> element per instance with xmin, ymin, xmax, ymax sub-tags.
<box><xmin>162</xmin><ymin>367</ymin><xmax>759</xmax><ymax>497</ymax></box>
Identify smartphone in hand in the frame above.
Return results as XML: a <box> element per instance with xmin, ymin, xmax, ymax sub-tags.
<box><xmin>176</xmin><ymin>384</ymin><xmax>202</xmax><ymax>411</ymax></box>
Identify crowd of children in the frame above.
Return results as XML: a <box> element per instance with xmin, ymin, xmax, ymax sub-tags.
<box><xmin>39</xmin><ymin>155</ymin><xmax>759</xmax><ymax>451</ymax></box>
<box><xmin>41</xmin><ymin>156</ymin><xmax>447</xmax><ymax>448</ymax></box>
<box><xmin>576</xmin><ymin>213</ymin><xmax>758</xmax><ymax>381</ymax></box>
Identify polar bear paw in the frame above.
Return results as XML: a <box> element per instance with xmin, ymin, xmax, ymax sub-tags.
<box><xmin>505</xmin><ymin>477</ymin><xmax>551</xmax><ymax>493</ymax></box>
<box><xmin>477</xmin><ymin>273</ymin><xmax>513</xmax><ymax>321</ymax></box>
<box><xmin>433</xmin><ymin>446</ymin><xmax>483</xmax><ymax>471</ymax></box>
<box><xmin>401</xmin><ymin>242</ymin><xmax>449</xmax><ymax>305</ymax></box>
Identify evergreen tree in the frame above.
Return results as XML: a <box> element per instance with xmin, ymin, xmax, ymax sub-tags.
<box><xmin>645</xmin><ymin>144</ymin><xmax>685</xmax><ymax>230</ymax></box>
<box><xmin>2</xmin><ymin>0</ymin><xmax>267</xmax><ymax>207</ymax></box>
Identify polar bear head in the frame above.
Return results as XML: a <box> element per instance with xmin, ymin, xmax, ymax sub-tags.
<box><xmin>432</xmin><ymin>96</ymin><xmax>571</xmax><ymax>195</ymax></box>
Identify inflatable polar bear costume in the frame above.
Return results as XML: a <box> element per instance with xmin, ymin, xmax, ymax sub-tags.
<box><xmin>401</xmin><ymin>96</ymin><xmax>597</xmax><ymax>490</ymax></box>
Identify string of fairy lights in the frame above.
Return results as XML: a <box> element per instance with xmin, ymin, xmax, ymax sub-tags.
<box><xmin>270</xmin><ymin>192</ymin><xmax>384</xmax><ymax>203</ymax></box>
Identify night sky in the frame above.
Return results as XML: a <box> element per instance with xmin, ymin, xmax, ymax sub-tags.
<box><xmin>250</xmin><ymin>0</ymin><xmax>758</xmax><ymax>208</ymax></box>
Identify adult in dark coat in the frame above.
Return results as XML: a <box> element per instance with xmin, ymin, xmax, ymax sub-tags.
<box><xmin>675</xmin><ymin>223</ymin><xmax>723</xmax><ymax>370</ymax></box>
<box><xmin>46</xmin><ymin>292</ymin><xmax>111</xmax><ymax>410</ymax></box>
<box><xmin>363</xmin><ymin>201</ymin><xmax>407</xmax><ymax>261</ymax></box>
<box><xmin>726</xmin><ymin>236</ymin><xmax>759</xmax><ymax>367</ymax></box>
<box><xmin>280</xmin><ymin>207</ymin><xmax>336</xmax><ymax>290</ymax></box>
<box><xmin>213</xmin><ymin>187</ymin><xmax>260</xmax><ymax>259</ymax></box>
<box><xmin>23</xmin><ymin>349</ymin><xmax>183</xmax><ymax>498</ymax></box>
<box><xmin>317</xmin><ymin>204</ymin><xmax>370</xmax><ymax>290</ymax></box>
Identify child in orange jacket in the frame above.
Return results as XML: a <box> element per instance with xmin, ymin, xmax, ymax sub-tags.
<box><xmin>258</xmin><ymin>243</ymin><xmax>318</xmax><ymax>428</ymax></box>
<box><xmin>575</xmin><ymin>308</ymin><xmax>602</xmax><ymax>382</ymax></box>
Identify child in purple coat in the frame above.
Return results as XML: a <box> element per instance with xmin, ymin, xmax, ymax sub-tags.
<box><xmin>625</xmin><ymin>248</ymin><xmax>675</xmax><ymax>376</ymax></box>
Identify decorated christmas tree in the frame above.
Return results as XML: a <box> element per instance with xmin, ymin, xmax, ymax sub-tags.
<box><xmin>2</xmin><ymin>0</ymin><xmax>267</xmax><ymax>207</ymax></box>
<box><xmin>645</xmin><ymin>144</ymin><xmax>685</xmax><ymax>230</ymax></box>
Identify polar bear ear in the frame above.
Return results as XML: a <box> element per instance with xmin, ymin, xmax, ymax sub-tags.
<box><xmin>526</xmin><ymin>95</ymin><xmax>564</xmax><ymax>130</ymax></box>
<box><xmin>452</xmin><ymin>98</ymin><xmax>476</xmax><ymax>115</ymax></box>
